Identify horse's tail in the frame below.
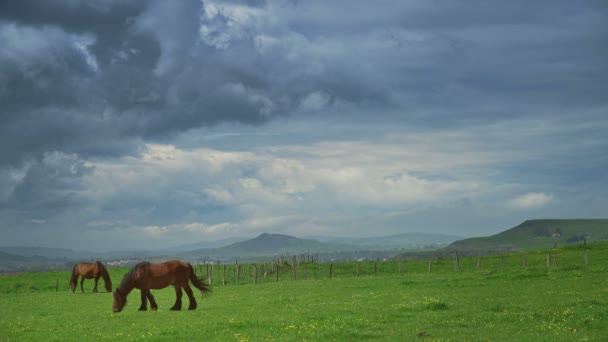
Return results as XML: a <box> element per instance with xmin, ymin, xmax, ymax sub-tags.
<box><xmin>188</xmin><ymin>263</ymin><xmax>211</xmax><ymax>296</ymax></box>
<box><xmin>68</xmin><ymin>264</ymin><xmax>78</xmax><ymax>292</ymax></box>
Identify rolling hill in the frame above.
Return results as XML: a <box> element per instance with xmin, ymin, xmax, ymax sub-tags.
<box><xmin>181</xmin><ymin>233</ymin><xmax>354</xmax><ymax>260</ymax></box>
<box><xmin>0</xmin><ymin>246</ymin><xmax>93</xmax><ymax>259</ymax></box>
<box><xmin>1</xmin><ymin>231</ymin><xmax>460</xmax><ymax>269</ymax></box>
<box><xmin>445</xmin><ymin>219</ymin><xmax>608</xmax><ymax>254</ymax></box>
<box><xmin>315</xmin><ymin>233</ymin><xmax>463</xmax><ymax>248</ymax></box>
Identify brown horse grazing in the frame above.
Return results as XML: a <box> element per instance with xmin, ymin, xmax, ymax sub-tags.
<box><xmin>112</xmin><ymin>260</ymin><xmax>211</xmax><ymax>313</ymax></box>
<box><xmin>69</xmin><ymin>261</ymin><xmax>112</xmax><ymax>293</ymax></box>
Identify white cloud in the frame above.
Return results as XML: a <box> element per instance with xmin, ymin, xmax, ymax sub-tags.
<box><xmin>298</xmin><ymin>91</ymin><xmax>331</xmax><ymax>112</ymax></box>
<box><xmin>84</xmin><ymin>138</ymin><xmax>488</xmax><ymax>226</ymax></box>
<box><xmin>73</xmin><ymin>34</ymin><xmax>99</xmax><ymax>73</ymax></box>
<box><xmin>141</xmin><ymin>221</ymin><xmax>239</xmax><ymax>238</ymax></box>
<box><xmin>506</xmin><ymin>192</ymin><xmax>554</xmax><ymax>209</ymax></box>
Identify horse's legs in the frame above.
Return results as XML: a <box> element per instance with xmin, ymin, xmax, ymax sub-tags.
<box><xmin>170</xmin><ymin>286</ymin><xmax>183</xmax><ymax>311</ymax></box>
<box><xmin>80</xmin><ymin>277</ymin><xmax>85</xmax><ymax>293</ymax></box>
<box><xmin>145</xmin><ymin>290</ymin><xmax>158</xmax><ymax>311</ymax></box>
<box><xmin>184</xmin><ymin>285</ymin><xmax>197</xmax><ymax>310</ymax></box>
<box><xmin>93</xmin><ymin>276</ymin><xmax>99</xmax><ymax>293</ymax></box>
<box><xmin>138</xmin><ymin>290</ymin><xmax>148</xmax><ymax>311</ymax></box>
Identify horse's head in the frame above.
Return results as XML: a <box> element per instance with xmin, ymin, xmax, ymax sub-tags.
<box><xmin>104</xmin><ymin>279</ymin><xmax>113</xmax><ymax>293</ymax></box>
<box><xmin>112</xmin><ymin>289</ymin><xmax>126</xmax><ymax>313</ymax></box>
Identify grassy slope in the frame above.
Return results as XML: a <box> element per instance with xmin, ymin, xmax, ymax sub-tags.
<box><xmin>1</xmin><ymin>242</ymin><xmax>607</xmax><ymax>341</ymax></box>
<box><xmin>446</xmin><ymin>219</ymin><xmax>608</xmax><ymax>253</ymax></box>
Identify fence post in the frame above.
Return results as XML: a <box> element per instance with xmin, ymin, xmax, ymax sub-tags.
<box><xmin>546</xmin><ymin>254</ymin><xmax>551</xmax><ymax>269</ymax></box>
<box><xmin>330</xmin><ymin>264</ymin><xmax>333</xmax><ymax>279</ymax></box>
<box><xmin>223</xmin><ymin>264</ymin><xmax>226</xmax><ymax>285</ymax></box>
<box><xmin>56</xmin><ymin>278</ymin><xmax>59</xmax><ymax>292</ymax></box>
<box><xmin>584</xmin><ymin>252</ymin><xmax>589</xmax><ymax>266</ymax></box>
<box><xmin>208</xmin><ymin>264</ymin><xmax>213</xmax><ymax>285</ymax></box>
<box><xmin>374</xmin><ymin>259</ymin><xmax>378</xmax><ymax>276</ymax></box>
<box><xmin>454</xmin><ymin>252</ymin><xmax>460</xmax><ymax>272</ymax></box>
<box><xmin>275</xmin><ymin>264</ymin><xmax>279</xmax><ymax>283</ymax></box>
<box><xmin>428</xmin><ymin>261</ymin><xmax>432</xmax><ymax>273</ymax></box>
<box><xmin>477</xmin><ymin>258</ymin><xmax>481</xmax><ymax>270</ymax></box>
<box><xmin>293</xmin><ymin>262</ymin><xmax>297</xmax><ymax>281</ymax></box>
<box><xmin>553</xmin><ymin>255</ymin><xmax>558</xmax><ymax>268</ymax></box>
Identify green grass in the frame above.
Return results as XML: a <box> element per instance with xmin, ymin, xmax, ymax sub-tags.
<box><xmin>1</xmin><ymin>242</ymin><xmax>607</xmax><ymax>341</ymax></box>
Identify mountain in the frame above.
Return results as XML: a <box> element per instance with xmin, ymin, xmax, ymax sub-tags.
<box><xmin>163</xmin><ymin>237</ymin><xmax>247</xmax><ymax>253</ymax></box>
<box><xmin>0</xmin><ymin>246</ymin><xmax>94</xmax><ymax>259</ymax></box>
<box><xmin>179</xmin><ymin>232</ymin><xmax>465</xmax><ymax>262</ymax></box>
<box><xmin>0</xmin><ymin>250</ymin><xmax>29</xmax><ymax>262</ymax></box>
<box><xmin>225</xmin><ymin>233</ymin><xmax>338</xmax><ymax>252</ymax></box>
<box><xmin>314</xmin><ymin>232</ymin><xmax>464</xmax><ymax>248</ymax></box>
<box><xmin>182</xmin><ymin>233</ymin><xmax>352</xmax><ymax>260</ymax></box>
<box><xmin>445</xmin><ymin>219</ymin><xmax>608</xmax><ymax>253</ymax></box>
<box><xmin>0</xmin><ymin>250</ymin><xmax>70</xmax><ymax>274</ymax></box>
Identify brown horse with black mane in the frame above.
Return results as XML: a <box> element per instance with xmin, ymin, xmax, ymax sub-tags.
<box><xmin>69</xmin><ymin>261</ymin><xmax>112</xmax><ymax>293</ymax></box>
<box><xmin>112</xmin><ymin>260</ymin><xmax>211</xmax><ymax>312</ymax></box>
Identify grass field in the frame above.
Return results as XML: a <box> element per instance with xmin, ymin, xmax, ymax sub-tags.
<box><xmin>1</xmin><ymin>243</ymin><xmax>607</xmax><ymax>341</ymax></box>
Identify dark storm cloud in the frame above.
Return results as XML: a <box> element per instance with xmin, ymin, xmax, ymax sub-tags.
<box><xmin>279</xmin><ymin>0</ymin><xmax>608</xmax><ymax>113</ymax></box>
<box><xmin>2</xmin><ymin>0</ymin><xmax>604</xmax><ymax>169</ymax></box>
<box><xmin>1</xmin><ymin>0</ymin><xmax>361</xmax><ymax>169</ymax></box>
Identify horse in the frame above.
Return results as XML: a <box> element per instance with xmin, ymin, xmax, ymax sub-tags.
<box><xmin>69</xmin><ymin>261</ymin><xmax>112</xmax><ymax>293</ymax></box>
<box><xmin>112</xmin><ymin>260</ymin><xmax>211</xmax><ymax>313</ymax></box>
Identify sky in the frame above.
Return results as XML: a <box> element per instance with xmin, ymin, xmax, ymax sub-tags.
<box><xmin>1</xmin><ymin>0</ymin><xmax>607</xmax><ymax>252</ymax></box>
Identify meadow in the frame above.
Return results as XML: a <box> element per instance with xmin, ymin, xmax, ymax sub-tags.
<box><xmin>1</xmin><ymin>243</ymin><xmax>607</xmax><ymax>341</ymax></box>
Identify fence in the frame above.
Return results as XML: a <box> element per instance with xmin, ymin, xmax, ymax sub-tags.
<box><xmin>1</xmin><ymin>246</ymin><xmax>599</xmax><ymax>293</ymax></box>
<box><xmin>191</xmin><ymin>249</ymin><xmax>596</xmax><ymax>286</ymax></box>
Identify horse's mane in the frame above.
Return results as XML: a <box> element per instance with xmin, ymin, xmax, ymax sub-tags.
<box><xmin>117</xmin><ymin>262</ymin><xmax>149</xmax><ymax>294</ymax></box>
<box><xmin>95</xmin><ymin>260</ymin><xmax>111</xmax><ymax>283</ymax></box>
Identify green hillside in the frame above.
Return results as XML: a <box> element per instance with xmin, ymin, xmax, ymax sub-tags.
<box><xmin>446</xmin><ymin>219</ymin><xmax>608</xmax><ymax>254</ymax></box>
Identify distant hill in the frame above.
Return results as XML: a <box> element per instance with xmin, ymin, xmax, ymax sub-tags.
<box><xmin>0</xmin><ymin>246</ymin><xmax>162</xmax><ymax>261</ymax></box>
<box><xmin>163</xmin><ymin>237</ymin><xmax>247</xmax><ymax>253</ymax></box>
<box><xmin>226</xmin><ymin>233</ymin><xmax>324</xmax><ymax>252</ymax></box>
<box><xmin>182</xmin><ymin>233</ymin><xmax>353</xmax><ymax>260</ymax></box>
<box><xmin>0</xmin><ymin>250</ymin><xmax>66</xmax><ymax>274</ymax></box>
<box><xmin>316</xmin><ymin>233</ymin><xmax>463</xmax><ymax>248</ymax></box>
<box><xmin>0</xmin><ymin>246</ymin><xmax>94</xmax><ymax>259</ymax></box>
<box><xmin>0</xmin><ymin>231</ymin><xmax>466</xmax><ymax>268</ymax></box>
<box><xmin>445</xmin><ymin>219</ymin><xmax>608</xmax><ymax>254</ymax></box>
<box><xmin>0</xmin><ymin>250</ymin><xmax>29</xmax><ymax>262</ymax></box>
